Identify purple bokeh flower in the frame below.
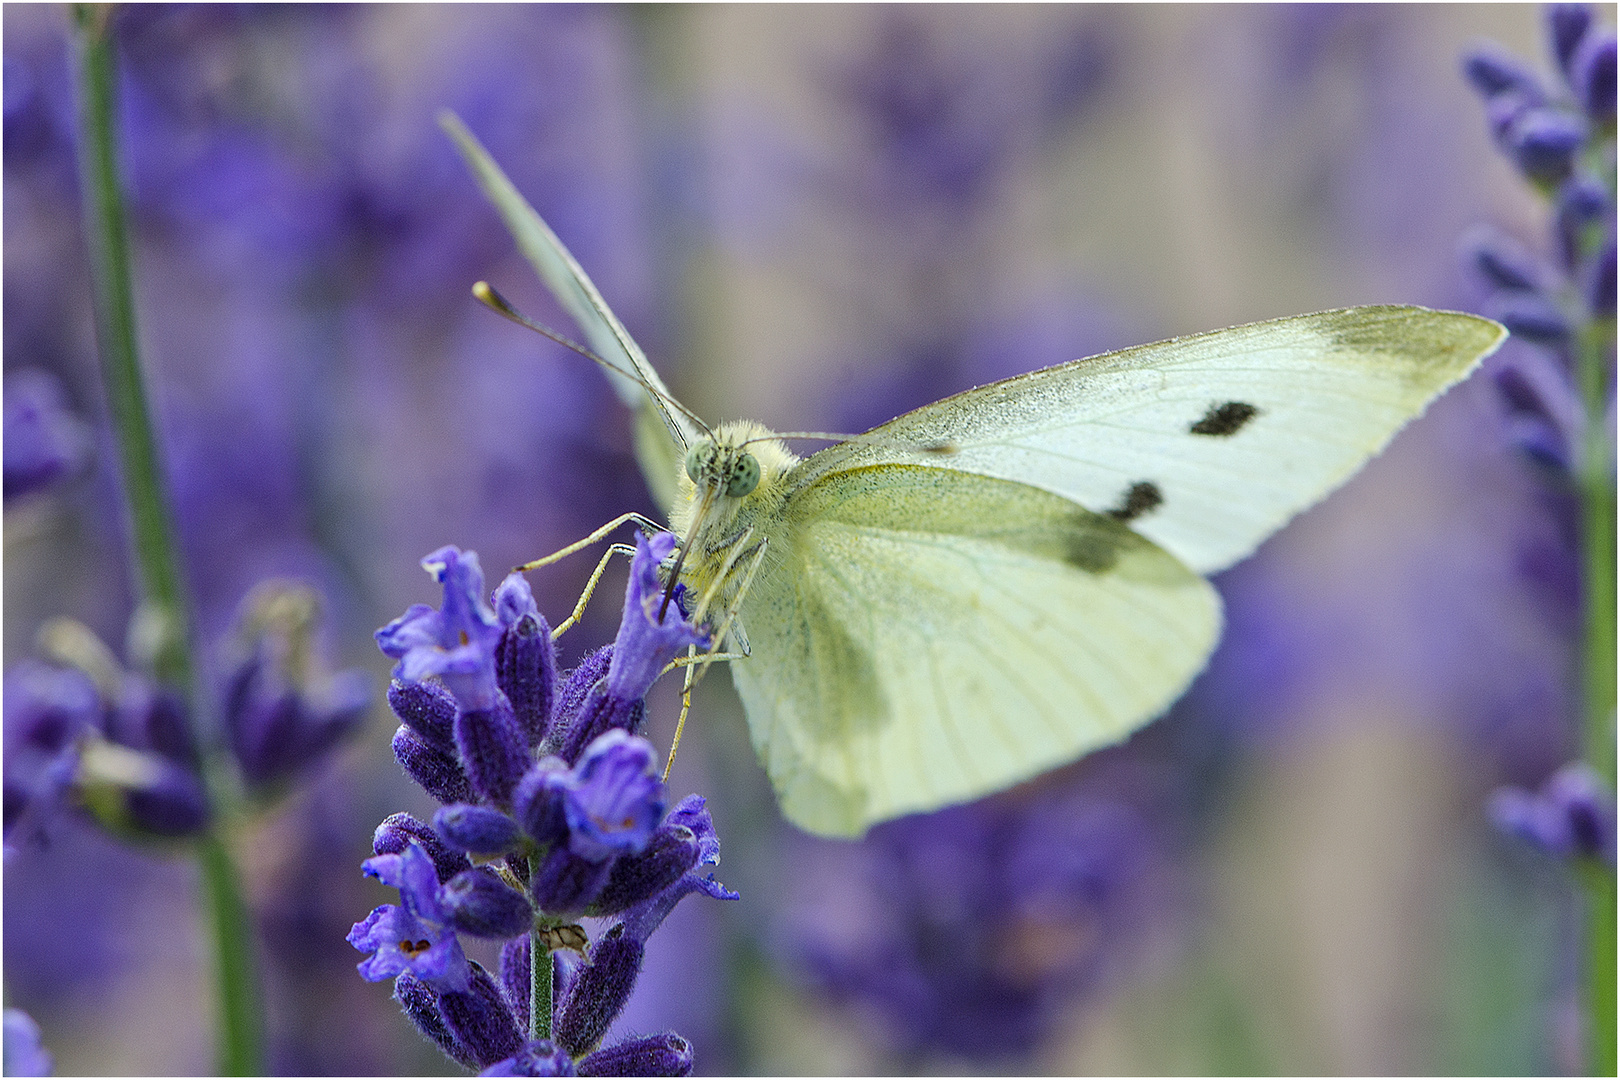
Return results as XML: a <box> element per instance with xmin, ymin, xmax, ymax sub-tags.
<box><xmin>2</xmin><ymin>1008</ymin><xmax>53</xmax><ymax>1077</ymax></box>
<box><xmin>1491</xmin><ymin>762</ymin><xmax>1617</xmax><ymax>866</ymax></box>
<box><xmin>3</xmin><ymin>368</ymin><xmax>91</xmax><ymax>502</ymax></box>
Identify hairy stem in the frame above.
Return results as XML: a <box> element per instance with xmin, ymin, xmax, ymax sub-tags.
<box><xmin>531</xmin><ymin>926</ymin><xmax>554</xmax><ymax>1042</ymax></box>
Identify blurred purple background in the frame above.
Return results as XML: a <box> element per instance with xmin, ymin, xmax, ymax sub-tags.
<box><xmin>3</xmin><ymin>5</ymin><xmax>1586</xmax><ymax>1074</ymax></box>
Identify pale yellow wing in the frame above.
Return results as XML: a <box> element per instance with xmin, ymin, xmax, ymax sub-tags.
<box><xmin>732</xmin><ymin>464</ymin><xmax>1221</xmax><ymax>837</ymax></box>
<box><xmin>795</xmin><ymin>307</ymin><xmax>1505</xmax><ymax>575</ymax></box>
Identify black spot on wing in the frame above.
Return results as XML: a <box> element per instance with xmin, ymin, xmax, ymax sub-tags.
<box><xmin>1190</xmin><ymin>400</ymin><xmax>1259</xmax><ymax>437</ymax></box>
<box><xmin>1106</xmin><ymin>480</ymin><xmax>1163</xmax><ymax>523</ymax></box>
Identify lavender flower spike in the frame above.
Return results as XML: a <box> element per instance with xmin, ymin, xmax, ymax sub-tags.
<box><xmin>377</xmin><ymin>547</ymin><xmax>504</xmax><ymax>711</ymax></box>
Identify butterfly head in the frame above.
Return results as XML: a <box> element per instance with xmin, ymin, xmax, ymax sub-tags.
<box><xmin>667</xmin><ymin>422</ymin><xmax>799</xmax><ymax>618</ymax></box>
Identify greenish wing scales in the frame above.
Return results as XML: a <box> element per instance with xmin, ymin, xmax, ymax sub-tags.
<box><xmin>793</xmin><ymin>306</ymin><xmax>1505</xmax><ymax>576</ymax></box>
<box><xmin>729</xmin><ymin>466</ymin><xmax>1221</xmax><ymax>837</ymax></box>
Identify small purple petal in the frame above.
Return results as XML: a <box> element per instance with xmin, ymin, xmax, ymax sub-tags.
<box><xmin>1508</xmin><ymin>107</ymin><xmax>1588</xmax><ymax>184</ymax></box>
<box><xmin>388</xmin><ymin>679</ymin><xmax>458</xmax><ymax>753</ymax></box>
<box><xmin>455</xmin><ymin>700</ymin><xmax>531</xmax><ymax>807</ymax></box>
<box><xmin>1463</xmin><ymin>46</ymin><xmax>1546</xmax><ymax>101</ymax></box>
<box><xmin>1573</xmin><ymin>29</ymin><xmax>1617</xmax><ymax>122</ymax></box>
<box><xmin>495</xmin><ymin>574</ymin><xmax>557</xmax><ymax>747</ymax></box>
<box><xmin>395</xmin><ymin>973</ymin><xmax>475</xmax><ymax>1069</ymax></box>
<box><xmin>1548</xmin><ymin>5</ymin><xmax>1595</xmax><ymax>81</ymax></box>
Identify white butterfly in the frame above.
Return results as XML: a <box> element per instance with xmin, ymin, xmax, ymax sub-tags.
<box><xmin>442</xmin><ymin>112</ymin><xmax>1506</xmax><ymax>838</ymax></box>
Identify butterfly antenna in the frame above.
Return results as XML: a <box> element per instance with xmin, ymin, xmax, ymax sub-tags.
<box><xmin>473</xmin><ymin>281</ymin><xmax>713</xmax><ymax>439</ymax></box>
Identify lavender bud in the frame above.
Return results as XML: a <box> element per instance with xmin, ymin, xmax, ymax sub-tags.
<box><xmin>495</xmin><ymin>574</ymin><xmax>556</xmax><ymax>746</ymax></box>
<box><xmin>1574</xmin><ymin>29</ymin><xmax>1617</xmax><ymax>123</ymax></box>
<box><xmin>1556</xmin><ymin>175</ymin><xmax>1609</xmax><ymax>268</ymax></box>
<box><xmin>484</xmin><ymin>1039</ymin><xmax>578</xmax><ymax>1077</ymax></box>
<box><xmin>395</xmin><ymin>973</ymin><xmax>474</xmax><ymax>1069</ymax></box>
<box><xmin>1462</xmin><ymin>225</ymin><xmax>1544</xmax><ymax>291</ymax></box>
<box><xmin>551</xmin><ymin>687</ymin><xmax>644</xmax><ymax>767</ymax></box>
<box><xmin>577</xmin><ymin>1033</ymin><xmax>693</xmax><ymax>1077</ymax></box>
<box><xmin>549</xmin><ymin>647</ymin><xmax>613</xmax><ymax>744</ymax></box>
<box><xmin>393</xmin><ymin>726</ymin><xmax>476</xmax><ymax>805</ymax></box>
<box><xmin>499</xmin><ymin>936</ymin><xmax>532</xmax><ymax>1034</ymax></box>
<box><xmin>1508</xmin><ymin>107</ymin><xmax>1588</xmax><ymax>184</ymax></box>
<box><xmin>439</xmin><ymin>962</ymin><xmax>526</xmax><ymax>1069</ymax></box>
<box><xmin>441</xmin><ymin>867</ymin><xmax>535</xmax><ymax>939</ymax></box>
<box><xmin>1548</xmin><ymin>5</ymin><xmax>1594</xmax><ymax>81</ymax></box>
<box><xmin>531</xmin><ymin>846</ymin><xmax>614</xmax><ymax>917</ymax></box>
<box><xmin>514</xmin><ymin>759</ymin><xmax>572</xmax><ymax>849</ymax></box>
<box><xmin>435</xmin><ymin>803</ymin><xmax>524</xmax><ymax>855</ymax></box>
<box><xmin>554</xmin><ymin>925</ymin><xmax>644</xmax><ymax>1058</ymax></box>
<box><xmin>1463</xmin><ymin>46</ymin><xmax>1545</xmax><ymax>100</ymax></box>
<box><xmin>455</xmin><ymin>700</ymin><xmax>531</xmax><ymax>807</ymax></box>
<box><xmin>374</xmin><ymin>812</ymin><xmax>473</xmax><ymax>884</ymax></box>
<box><xmin>1588</xmin><ymin>237</ymin><xmax>1617</xmax><ymax>317</ymax></box>
<box><xmin>1497</xmin><ymin>296</ymin><xmax>1573</xmax><ymax>343</ymax></box>
<box><xmin>388</xmin><ymin>680</ymin><xmax>458</xmax><ymax>753</ymax></box>
<box><xmin>587</xmin><ymin>825</ymin><xmax>700</xmax><ymax>918</ymax></box>
<box><xmin>1486</xmin><ymin>90</ymin><xmax>1538</xmax><ymax>144</ymax></box>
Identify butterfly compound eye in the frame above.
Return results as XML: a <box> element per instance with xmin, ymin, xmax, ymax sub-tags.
<box><xmin>684</xmin><ymin>443</ymin><xmax>714</xmax><ymax>484</ymax></box>
<box><xmin>726</xmin><ymin>452</ymin><xmax>760</xmax><ymax>498</ymax></box>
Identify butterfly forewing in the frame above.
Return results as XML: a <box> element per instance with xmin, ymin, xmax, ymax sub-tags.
<box><xmin>794</xmin><ymin>307</ymin><xmax>1505</xmax><ymax>575</ymax></box>
<box><xmin>734</xmin><ymin>464</ymin><xmax>1221</xmax><ymax>837</ymax></box>
<box><xmin>441</xmin><ymin>112</ymin><xmax>700</xmax><ymax>455</ymax></box>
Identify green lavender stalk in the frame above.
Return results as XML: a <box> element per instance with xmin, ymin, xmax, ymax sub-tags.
<box><xmin>70</xmin><ymin>6</ymin><xmax>265</xmax><ymax>1073</ymax></box>
<box><xmin>1577</xmin><ymin>310</ymin><xmax>1615</xmax><ymax>1077</ymax></box>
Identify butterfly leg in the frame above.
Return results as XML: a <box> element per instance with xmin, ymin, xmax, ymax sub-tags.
<box><xmin>512</xmin><ymin>512</ymin><xmax>664</xmax><ymax>574</ymax></box>
<box><xmin>661</xmin><ymin>538</ymin><xmax>769</xmax><ymax>782</ymax></box>
<box><xmin>550</xmin><ymin>543</ymin><xmax>636</xmax><ymax>640</ymax></box>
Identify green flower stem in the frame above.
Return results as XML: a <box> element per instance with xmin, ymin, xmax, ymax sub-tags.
<box><xmin>70</xmin><ymin>7</ymin><xmax>264</xmax><ymax>1074</ymax></box>
<box><xmin>199</xmin><ymin>829</ymin><xmax>267</xmax><ymax>1075</ymax></box>
<box><xmin>1577</xmin><ymin>311</ymin><xmax>1616</xmax><ymax>1077</ymax></box>
<box><xmin>532</xmin><ymin>926</ymin><xmax>554</xmax><ymax>1041</ymax></box>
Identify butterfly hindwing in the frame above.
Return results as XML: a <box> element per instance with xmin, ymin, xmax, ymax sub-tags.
<box><xmin>733</xmin><ymin>464</ymin><xmax>1221</xmax><ymax>836</ymax></box>
<box><xmin>796</xmin><ymin>307</ymin><xmax>1505</xmax><ymax>575</ymax></box>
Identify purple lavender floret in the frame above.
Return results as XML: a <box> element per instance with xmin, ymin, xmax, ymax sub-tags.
<box><xmin>364</xmin><ymin>537</ymin><xmax>733</xmax><ymax>1074</ymax></box>
<box><xmin>349</xmin><ymin>842</ymin><xmax>472</xmax><ymax>993</ymax></box>
<box><xmin>602</xmin><ymin>533</ymin><xmax>710</xmax><ymax>705</ymax></box>
<box><xmin>220</xmin><ymin>583</ymin><xmax>371</xmax><ymax>790</ymax></box>
<box><xmin>560</xmin><ymin>730</ymin><xmax>665</xmax><ymax>863</ymax></box>
<box><xmin>377</xmin><ymin>547</ymin><xmax>505</xmax><ymax>711</ymax></box>
<box><xmin>3</xmin><ymin>661</ymin><xmax>98</xmax><ymax>848</ymax></box>
<box><xmin>1490</xmin><ymin>762</ymin><xmax>1617</xmax><ymax>866</ymax></box>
